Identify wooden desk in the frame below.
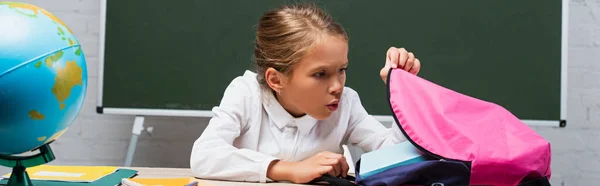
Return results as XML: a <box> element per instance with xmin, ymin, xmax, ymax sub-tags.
<box><xmin>129</xmin><ymin>167</ymin><xmax>325</xmax><ymax>186</ymax></box>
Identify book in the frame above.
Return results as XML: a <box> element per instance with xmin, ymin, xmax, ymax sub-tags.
<box><xmin>2</xmin><ymin>165</ymin><xmax>118</xmax><ymax>182</ymax></box>
<box><xmin>359</xmin><ymin>141</ymin><xmax>428</xmax><ymax>178</ymax></box>
<box><xmin>121</xmin><ymin>177</ymin><xmax>212</xmax><ymax>186</ymax></box>
<box><xmin>0</xmin><ymin>168</ymin><xmax>138</xmax><ymax>186</ymax></box>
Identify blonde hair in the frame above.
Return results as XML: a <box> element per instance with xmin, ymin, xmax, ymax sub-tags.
<box><xmin>253</xmin><ymin>3</ymin><xmax>348</xmax><ymax>89</ymax></box>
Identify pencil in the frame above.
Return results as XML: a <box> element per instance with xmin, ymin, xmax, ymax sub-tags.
<box><xmin>185</xmin><ymin>181</ymin><xmax>198</xmax><ymax>186</ymax></box>
<box><xmin>121</xmin><ymin>178</ymin><xmax>144</xmax><ymax>186</ymax></box>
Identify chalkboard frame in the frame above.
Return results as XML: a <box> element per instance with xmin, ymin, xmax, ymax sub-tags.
<box><xmin>95</xmin><ymin>0</ymin><xmax>569</xmax><ymax>128</ymax></box>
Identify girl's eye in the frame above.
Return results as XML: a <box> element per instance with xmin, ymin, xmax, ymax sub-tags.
<box><xmin>314</xmin><ymin>71</ymin><xmax>326</xmax><ymax>77</ymax></box>
<box><xmin>339</xmin><ymin>67</ymin><xmax>347</xmax><ymax>73</ymax></box>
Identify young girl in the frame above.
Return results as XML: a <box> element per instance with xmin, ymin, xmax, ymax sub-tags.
<box><xmin>190</xmin><ymin>3</ymin><xmax>421</xmax><ymax>184</ymax></box>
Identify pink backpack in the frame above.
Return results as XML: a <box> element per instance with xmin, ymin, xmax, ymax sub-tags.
<box><xmin>354</xmin><ymin>69</ymin><xmax>552</xmax><ymax>186</ymax></box>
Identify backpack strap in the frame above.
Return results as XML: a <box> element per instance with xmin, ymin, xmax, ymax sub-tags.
<box><xmin>309</xmin><ymin>174</ymin><xmax>357</xmax><ymax>186</ymax></box>
<box><xmin>518</xmin><ymin>176</ymin><xmax>551</xmax><ymax>186</ymax></box>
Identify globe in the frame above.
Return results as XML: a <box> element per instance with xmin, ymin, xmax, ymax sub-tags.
<box><xmin>0</xmin><ymin>2</ymin><xmax>87</xmax><ymax>156</ymax></box>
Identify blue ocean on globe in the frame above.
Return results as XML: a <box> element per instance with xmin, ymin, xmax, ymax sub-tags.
<box><xmin>0</xmin><ymin>2</ymin><xmax>87</xmax><ymax>155</ymax></box>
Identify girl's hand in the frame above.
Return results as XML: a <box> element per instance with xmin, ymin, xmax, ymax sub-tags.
<box><xmin>380</xmin><ymin>47</ymin><xmax>421</xmax><ymax>84</ymax></box>
<box><xmin>267</xmin><ymin>151</ymin><xmax>349</xmax><ymax>183</ymax></box>
<box><xmin>290</xmin><ymin>151</ymin><xmax>349</xmax><ymax>183</ymax></box>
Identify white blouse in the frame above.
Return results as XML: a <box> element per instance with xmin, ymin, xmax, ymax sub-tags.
<box><xmin>190</xmin><ymin>70</ymin><xmax>406</xmax><ymax>183</ymax></box>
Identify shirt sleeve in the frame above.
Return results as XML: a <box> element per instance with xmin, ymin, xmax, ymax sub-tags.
<box><xmin>190</xmin><ymin>77</ymin><xmax>278</xmax><ymax>183</ymax></box>
<box><xmin>344</xmin><ymin>88</ymin><xmax>407</xmax><ymax>152</ymax></box>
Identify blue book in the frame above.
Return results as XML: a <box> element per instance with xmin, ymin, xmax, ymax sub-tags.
<box><xmin>359</xmin><ymin>141</ymin><xmax>427</xmax><ymax>178</ymax></box>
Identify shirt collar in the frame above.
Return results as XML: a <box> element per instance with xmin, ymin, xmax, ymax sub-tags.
<box><xmin>262</xmin><ymin>88</ymin><xmax>318</xmax><ymax>136</ymax></box>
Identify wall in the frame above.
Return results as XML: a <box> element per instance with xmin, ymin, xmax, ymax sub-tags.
<box><xmin>2</xmin><ymin>0</ymin><xmax>599</xmax><ymax>185</ymax></box>
<box><xmin>543</xmin><ymin>0</ymin><xmax>600</xmax><ymax>185</ymax></box>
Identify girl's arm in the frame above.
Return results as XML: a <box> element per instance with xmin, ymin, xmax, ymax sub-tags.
<box><xmin>343</xmin><ymin>88</ymin><xmax>407</xmax><ymax>152</ymax></box>
<box><xmin>189</xmin><ymin>78</ymin><xmax>277</xmax><ymax>183</ymax></box>
<box><xmin>345</xmin><ymin>46</ymin><xmax>420</xmax><ymax>152</ymax></box>
<box><xmin>191</xmin><ymin>77</ymin><xmax>348</xmax><ymax>184</ymax></box>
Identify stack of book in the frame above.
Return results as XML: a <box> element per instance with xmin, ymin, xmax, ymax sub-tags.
<box><xmin>121</xmin><ymin>177</ymin><xmax>209</xmax><ymax>186</ymax></box>
<box><xmin>0</xmin><ymin>165</ymin><xmax>138</xmax><ymax>185</ymax></box>
<box><xmin>359</xmin><ymin>141</ymin><xmax>428</xmax><ymax>178</ymax></box>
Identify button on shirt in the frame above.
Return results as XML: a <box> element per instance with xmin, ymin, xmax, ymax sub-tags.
<box><xmin>190</xmin><ymin>70</ymin><xmax>406</xmax><ymax>183</ymax></box>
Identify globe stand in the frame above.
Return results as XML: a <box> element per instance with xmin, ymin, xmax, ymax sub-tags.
<box><xmin>0</xmin><ymin>143</ymin><xmax>55</xmax><ymax>186</ymax></box>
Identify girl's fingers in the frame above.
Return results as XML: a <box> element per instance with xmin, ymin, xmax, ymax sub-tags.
<box><xmin>410</xmin><ymin>58</ymin><xmax>421</xmax><ymax>75</ymax></box>
<box><xmin>396</xmin><ymin>48</ymin><xmax>408</xmax><ymax>69</ymax></box>
<box><xmin>405</xmin><ymin>52</ymin><xmax>415</xmax><ymax>71</ymax></box>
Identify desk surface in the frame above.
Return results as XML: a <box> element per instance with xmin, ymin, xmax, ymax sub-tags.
<box><xmin>129</xmin><ymin>167</ymin><xmax>325</xmax><ymax>186</ymax></box>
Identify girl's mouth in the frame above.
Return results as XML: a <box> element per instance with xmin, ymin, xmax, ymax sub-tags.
<box><xmin>326</xmin><ymin>100</ymin><xmax>339</xmax><ymax>111</ymax></box>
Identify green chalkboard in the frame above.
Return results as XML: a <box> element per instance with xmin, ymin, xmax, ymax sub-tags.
<box><xmin>99</xmin><ymin>0</ymin><xmax>564</xmax><ymax>122</ymax></box>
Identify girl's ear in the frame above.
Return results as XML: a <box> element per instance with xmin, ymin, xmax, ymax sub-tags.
<box><xmin>265</xmin><ymin>68</ymin><xmax>286</xmax><ymax>93</ymax></box>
